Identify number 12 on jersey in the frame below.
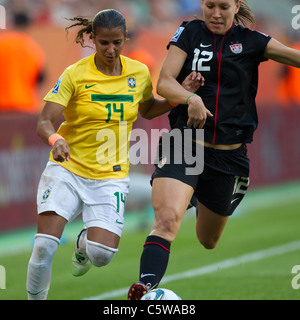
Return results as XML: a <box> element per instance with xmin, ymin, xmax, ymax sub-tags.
<box><xmin>192</xmin><ymin>48</ymin><xmax>213</xmax><ymax>72</ymax></box>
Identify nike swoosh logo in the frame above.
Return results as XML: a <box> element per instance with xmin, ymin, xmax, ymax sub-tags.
<box><xmin>231</xmin><ymin>197</ymin><xmax>240</xmax><ymax>205</ymax></box>
<box><xmin>200</xmin><ymin>43</ymin><xmax>212</xmax><ymax>48</ymax></box>
<box><xmin>116</xmin><ymin>219</ymin><xmax>124</xmax><ymax>225</ymax></box>
<box><xmin>85</xmin><ymin>84</ymin><xmax>97</xmax><ymax>89</ymax></box>
<box><xmin>140</xmin><ymin>273</ymin><xmax>156</xmax><ymax>278</ymax></box>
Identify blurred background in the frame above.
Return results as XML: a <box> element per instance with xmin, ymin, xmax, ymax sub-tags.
<box><xmin>0</xmin><ymin>0</ymin><xmax>300</xmax><ymax>234</ymax></box>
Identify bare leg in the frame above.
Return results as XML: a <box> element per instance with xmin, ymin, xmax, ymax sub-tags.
<box><xmin>37</xmin><ymin>211</ymin><xmax>68</xmax><ymax>239</ymax></box>
<box><xmin>150</xmin><ymin>177</ymin><xmax>194</xmax><ymax>242</ymax></box>
<box><xmin>87</xmin><ymin>227</ymin><xmax>120</xmax><ymax>249</ymax></box>
<box><xmin>134</xmin><ymin>177</ymin><xmax>194</xmax><ymax>291</ymax></box>
<box><xmin>196</xmin><ymin>201</ymin><xmax>229</xmax><ymax>249</ymax></box>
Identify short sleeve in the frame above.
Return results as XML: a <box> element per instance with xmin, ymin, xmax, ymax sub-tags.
<box><xmin>140</xmin><ymin>68</ymin><xmax>153</xmax><ymax>103</ymax></box>
<box><xmin>167</xmin><ymin>21</ymin><xmax>190</xmax><ymax>53</ymax></box>
<box><xmin>43</xmin><ymin>68</ymin><xmax>74</xmax><ymax>107</ymax></box>
<box><xmin>250</xmin><ymin>30</ymin><xmax>272</xmax><ymax>62</ymax></box>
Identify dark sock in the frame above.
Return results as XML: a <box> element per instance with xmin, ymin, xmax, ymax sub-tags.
<box><xmin>139</xmin><ymin>235</ymin><xmax>171</xmax><ymax>289</ymax></box>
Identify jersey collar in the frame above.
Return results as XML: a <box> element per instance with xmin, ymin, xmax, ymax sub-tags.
<box><xmin>90</xmin><ymin>53</ymin><xmax>127</xmax><ymax>77</ymax></box>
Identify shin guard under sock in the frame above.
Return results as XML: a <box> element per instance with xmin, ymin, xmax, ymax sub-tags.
<box><xmin>139</xmin><ymin>235</ymin><xmax>171</xmax><ymax>289</ymax></box>
<box><xmin>26</xmin><ymin>234</ymin><xmax>59</xmax><ymax>300</ymax></box>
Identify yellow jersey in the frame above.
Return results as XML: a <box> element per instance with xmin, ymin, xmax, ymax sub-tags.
<box><xmin>44</xmin><ymin>53</ymin><xmax>153</xmax><ymax>179</ymax></box>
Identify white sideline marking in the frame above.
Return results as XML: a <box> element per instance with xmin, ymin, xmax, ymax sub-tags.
<box><xmin>84</xmin><ymin>240</ymin><xmax>300</xmax><ymax>300</ymax></box>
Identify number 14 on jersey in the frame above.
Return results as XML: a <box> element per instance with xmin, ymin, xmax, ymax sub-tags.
<box><xmin>105</xmin><ymin>103</ymin><xmax>124</xmax><ymax>123</ymax></box>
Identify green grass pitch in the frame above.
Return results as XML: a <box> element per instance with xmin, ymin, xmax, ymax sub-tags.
<box><xmin>0</xmin><ymin>182</ymin><xmax>300</xmax><ymax>300</ymax></box>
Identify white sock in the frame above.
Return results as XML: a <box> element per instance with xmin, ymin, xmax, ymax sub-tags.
<box><xmin>86</xmin><ymin>240</ymin><xmax>118</xmax><ymax>267</ymax></box>
<box><xmin>26</xmin><ymin>233</ymin><xmax>60</xmax><ymax>300</ymax></box>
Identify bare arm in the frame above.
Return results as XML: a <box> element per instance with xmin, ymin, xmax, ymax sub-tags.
<box><xmin>138</xmin><ymin>94</ymin><xmax>170</xmax><ymax>120</ymax></box>
<box><xmin>156</xmin><ymin>45</ymin><xmax>213</xmax><ymax>129</ymax></box>
<box><xmin>37</xmin><ymin>101</ymin><xmax>70</xmax><ymax>162</ymax></box>
<box><xmin>264</xmin><ymin>38</ymin><xmax>300</xmax><ymax>68</ymax></box>
<box><xmin>139</xmin><ymin>71</ymin><xmax>204</xmax><ymax>120</ymax></box>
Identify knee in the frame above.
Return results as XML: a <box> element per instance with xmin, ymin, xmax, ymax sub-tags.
<box><xmin>152</xmin><ymin>207</ymin><xmax>180</xmax><ymax>242</ymax></box>
<box><xmin>86</xmin><ymin>240</ymin><xmax>118</xmax><ymax>267</ymax></box>
<box><xmin>197</xmin><ymin>234</ymin><xmax>219</xmax><ymax>250</ymax></box>
<box><xmin>31</xmin><ymin>233</ymin><xmax>60</xmax><ymax>263</ymax></box>
<box><xmin>200</xmin><ymin>240</ymin><xmax>217</xmax><ymax>250</ymax></box>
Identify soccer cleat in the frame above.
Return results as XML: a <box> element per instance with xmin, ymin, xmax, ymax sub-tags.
<box><xmin>71</xmin><ymin>228</ymin><xmax>91</xmax><ymax>277</ymax></box>
<box><xmin>127</xmin><ymin>282</ymin><xmax>148</xmax><ymax>300</ymax></box>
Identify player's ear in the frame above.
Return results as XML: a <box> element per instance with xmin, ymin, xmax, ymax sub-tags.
<box><xmin>91</xmin><ymin>31</ymin><xmax>96</xmax><ymax>45</ymax></box>
<box><xmin>235</xmin><ymin>0</ymin><xmax>242</xmax><ymax>14</ymax></box>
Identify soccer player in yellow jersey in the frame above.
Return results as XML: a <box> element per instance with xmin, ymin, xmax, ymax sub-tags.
<box><xmin>26</xmin><ymin>9</ymin><xmax>203</xmax><ymax>300</ymax></box>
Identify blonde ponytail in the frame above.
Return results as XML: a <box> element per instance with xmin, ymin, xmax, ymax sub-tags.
<box><xmin>234</xmin><ymin>0</ymin><xmax>256</xmax><ymax>27</ymax></box>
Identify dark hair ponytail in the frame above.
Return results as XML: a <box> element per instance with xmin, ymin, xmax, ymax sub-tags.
<box><xmin>65</xmin><ymin>17</ymin><xmax>93</xmax><ymax>47</ymax></box>
<box><xmin>65</xmin><ymin>9</ymin><xmax>126</xmax><ymax>47</ymax></box>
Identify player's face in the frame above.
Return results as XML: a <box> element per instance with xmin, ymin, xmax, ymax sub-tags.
<box><xmin>92</xmin><ymin>27</ymin><xmax>126</xmax><ymax>67</ymax></box>
<box><xmin>202</xmin><ymin>0</ymin><xmax>241</xmax><ymax>35</ymax></box>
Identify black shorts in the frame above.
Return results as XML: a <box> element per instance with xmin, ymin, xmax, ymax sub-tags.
<box><xmin>151</xmin><ymin>136</ymin><xmax>250</xmax><ymax>216</ymax></box>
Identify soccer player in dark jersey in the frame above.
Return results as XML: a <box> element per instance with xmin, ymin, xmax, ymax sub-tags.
<box><xmin>128</xmin><ymin>0</ymin><xmax>300</xmax><ymax>299</ymax></box>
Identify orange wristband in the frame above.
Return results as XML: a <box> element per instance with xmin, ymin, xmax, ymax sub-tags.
<box><xmin>168</xmin><ymin>101</ymin><xmax>178</xmax><ymax>107</ymax></box>
<box><xmin>48</xmin><ymin>133</ymin><xmax>65</xmax><ymax>147</ymax></box>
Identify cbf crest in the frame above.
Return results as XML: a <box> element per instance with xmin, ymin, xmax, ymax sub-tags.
<box><xmin>230</xmin><ymin>43</ymin><xmax>243</xmax><ymax>54</ymax></box>
<box><xmin>127</xmin><ymin>76</ymin><xmax>136</xmax><ymax>89</ymax></box>
<box><xmin>42</xmin><ymin>187</ymin><xmax>52</xmax><ymax>202</ymax></box>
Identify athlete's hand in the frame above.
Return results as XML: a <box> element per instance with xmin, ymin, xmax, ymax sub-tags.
<box><xmin>52</xmin><ymin>139</ymin><xmax>70</xmax><ymax>162</ymax></box>
<box><xmin>182</xmin><ymin>71</ymin><xmax>205</xmax><ymax>93</ymax></box>
<box><xmin>187</xmin><ymin>94</ymin><xmax>213</xmax><ymax>129</ymax></box>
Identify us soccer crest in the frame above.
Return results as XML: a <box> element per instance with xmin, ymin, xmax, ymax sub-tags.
<box><xmin>127</xmin><ymin>76</ymin><xmax>136</xmax><ymax>89</ymax></box>
<box><xmin>230</xmin><ymin>43</ymin><xmax>243</xmax><ymax>54</ymax></box>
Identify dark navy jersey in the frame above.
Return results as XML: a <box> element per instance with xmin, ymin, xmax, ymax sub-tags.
<box><xmin>168</xmin><ymin>19</ymin><xmax>272</xmax><ymax>145</ymax></box>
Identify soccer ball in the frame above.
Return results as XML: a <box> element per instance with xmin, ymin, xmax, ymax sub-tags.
<box><xmin>140</xmin><ymin>288</ymin><xmax>182</xmax><ymax>300</ymax></box>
